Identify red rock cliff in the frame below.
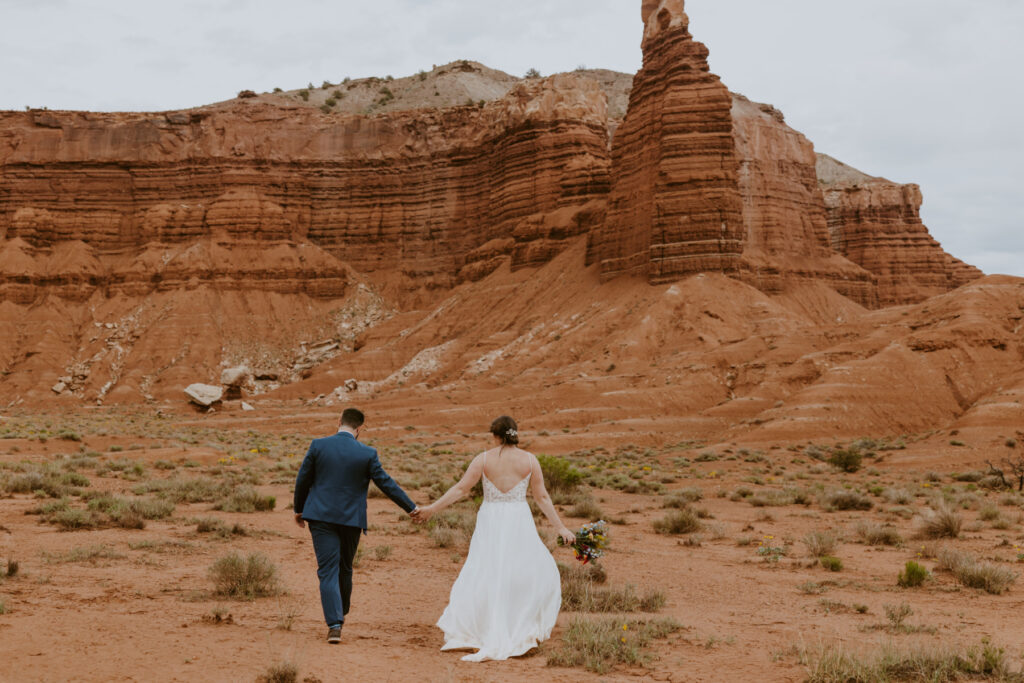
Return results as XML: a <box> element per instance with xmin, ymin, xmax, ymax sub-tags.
<box><xmin>587</xmin><ymin>0</ymin><xmax>745</xmax><ymax>283</ymax></box>
<box><xmin>0</xmin><ymin>74</ymin><xmax>610</xmax><ymax>304</ymax></box>
<box><xmin>818</xmin><ymin>154</ymin><xmax>982</xmax><ymax>305</ymax></box>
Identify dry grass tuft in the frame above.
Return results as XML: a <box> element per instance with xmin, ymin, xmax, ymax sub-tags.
<box><xmin>801</xmin><ymin>639</ymin><xmax>1011</xmax><ymax>682</ymax></box>
<box><xmin>652</xmin><ymin>509</ymin><xmax>701</xmax><ymax>535</ymax></box>
<box><xmin>918</xmin><ymin>504</ymin><xmax>962</xmax><ymax>539</ymax></box>
<box><xmin>820</xmin><ymin>490</ymin><xmax>873</xmax><ymax>512</ymax></box>
<box><xmin>256</xmin><ymin>661</ymin><xmax>298</xmax><ymax>683</ymax></box>
<box><xmin>803</xmin><ymin>530</ymin><xmax>839</xmax><ymax>558</ymax></box>
<box><xmin>855</xmin><ymin>522</ymin><xmax>903</xmax><ymax>546</ymax></box>
<box><xmin>213</xmin><ymin>487</ymin><xmax>276</xmax><ymax>513</ymax></box>
<box><xmin>559</xmin><ymin>563</ymin><xmax>665</xmax><ymax>613</ymax></box>
<box><xmin>209</xmin><ymin>552</ymin><xmax>280</xmax><ymax>599</ymax></box>
<box><xmin>936</xmin><ymin>548</ymin><xmax>1017</xmax><ymax>595</ymax></box>
<box><xmin>546</xmin><ymin>617</ymin><xmax>682</xmax><ymax>674</ymax></box>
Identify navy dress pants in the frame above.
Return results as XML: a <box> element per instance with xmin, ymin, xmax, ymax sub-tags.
<box><xmin>308</xmin><ymin>521</ymin><xmax>362</xmax><ymax>627</ymax></box>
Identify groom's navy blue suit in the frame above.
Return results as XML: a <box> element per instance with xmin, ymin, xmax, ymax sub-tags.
<box><xmin>294</xmin><ymin>431</ymin><xmax>416</xmax><ymax>628</ymax></box>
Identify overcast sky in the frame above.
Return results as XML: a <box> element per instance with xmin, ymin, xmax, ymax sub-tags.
<box><xmin>2</xmin><ymin>0</ymin><xmax>1021</xmax><ymax>276</ymax></box>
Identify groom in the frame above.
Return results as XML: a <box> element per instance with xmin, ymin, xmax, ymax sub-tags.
<box><xmin>293</xmin><ymin>407</ymin><xmax>420</xmax><ymax>643</ymax></box>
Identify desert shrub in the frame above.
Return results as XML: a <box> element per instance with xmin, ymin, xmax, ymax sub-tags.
<box><xmin>537</xmin><ymin>455</ymin><xmax>584</xmax><ymax>493</ymax></box>
<box><xmin>952</xmin><ymin>471</ymin><xmax>985</xmax><ymax>483</ymax></box>
<box><xmin>819</xmin><ymin>556</ymin><xmax>843</xmax><ymax>572</ymax></box>
<box><xmin>44</xmin><ymin>544</ymin><xmax>125</xmax><ymax>564</ymax></box>
<box><xmin>821</xmin><ymin>490</ymin><xmax>873</xmax><ymax>512</ymax></box>
<box><xmin>559</xmin><ymin>563</ymin><xmax>663</xmax><ymax>612</ymax></box>
<box><xmin>802</xmin><ymin>639</ymin><xmax>1010</xmax><ymax>682</ymax></box>
<box><xmin>256</xmin><ymin>661</ymin><xmax>298</xmax><ymax>683</ymax></box>
<box><xmin>978</xmin><ymin>505</ymin><xmax>1001</xmax><ymax>522</ymax></box>
<box><xmin>51</xmin><ymin>508</ymin><xmax>98</xmax><ymax>530</ymax></box>
<box><xmin>937</xmin><ymin>548</ymin><xmax>1017</xmax><ymax>595</ymax></box>
<box><xmin>897</xmin><ymin>560</ymin><xmax>929</xmax><ymax>588</ymax></box>
<box><xmin>652</xmin><ymin>509</ymin><xmax>701</xmax><ymax>535</ymax></box>
<box><xmin>828</xmin><ymin>449</ymin><xmax>862</xmax><ymax>473</ymax></box>
<box><xmin>6</xmin><ymin>559</ymin><xmax>18</xmax><ymax>577</ymax></box>
<box><xmin>428</xmin><ymin>526</ymin><xmax>465</xmax><ymax>548</ymax></box>
<box><xmin>855</xmin><ymin>522</ymin><xmax>903</xmax><ymax>546</ymax></box>
<box><xmin>427</xmin><ymin>507</ymin><xmax>476</xmax><ymax>535</ymax></box>
<box><xmin>748</xmin><ymin>489</ymin><xmax>795</xmax><ymax>507</ymax></box>
<box><xmin>209</xmin><ymin>552</ymin><xmax>280</xmax><ymax>599</ymax></box>
<box><xmin>881</xmin><ymin>488</ymin><xmax>913</xmax><ymax>505</ymax></box>
<box><xmin>3</xmin><ymin>467</ymin><xmax>85</xmax><ymax>498</ymax></box>
<box><xmin>214</xmin><ymin>487</ymin><xmax>276</xmax><ymax>513</ymax></box>
<box><xmin>87</xmin><ymin>495</ymin><xmax>174</xmax><ymax>527</ymax></box>
<box><xmin>546</xmin><ymin>617</ymin><xmax>681</xmax><ymax>674</ymax></box>
<box><xmin>663</xmin><ymin>488</ymin><xmax>702</xmax><ymax>507</ymax></box>
<box><xmin>803</xmin><ymin>531</ymin><xmax>839</xmax><ymax>557</ymax></box>
<box><xmin>884</xmin><ymin>602</ymin><xmax>913</xmax><ymax>630</ymax></box>
<box><xmin>568</xmin><ymin>494</ymin><xmax>603</xmax><ymax>521</ymax></box>
<box><xmin>918</xmin><ymin>504</ymin><xmax>962</xmax><ymax>539</ymax></box>
<box><xmin>373</xmin><ymin>545</ymin><xmax>391</xmax><ymax>561</ymax></box>
<box><xmin>134</xmin><ymin>477</ymin><xmax>233</xmax><ymax>503</ymax></box>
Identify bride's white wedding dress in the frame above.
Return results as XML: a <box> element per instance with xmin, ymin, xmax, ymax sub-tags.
<box><xmin>436</xmin><ymin>469</ymin><xmax>561</xmax><ymax>661</ymax></box>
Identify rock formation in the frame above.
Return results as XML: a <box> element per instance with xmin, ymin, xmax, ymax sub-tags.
<box><xmin>0</xmin><ymin>73</ymin><xmax>610</xmax><ymax>305</ymax></box>
<box><xmin>0</xmin><ymin>0</ymin><xmax>993</xmax><ymax>410</ymax></box>
<box><xmin>587</xmin><ymin>0</ymin><xmax>745</xmax><ymax>283</ymax></box>
<box><xmin>817</xmin><ymin>154</ymin><xmax>982</xmax><ymax>305</ymax></box>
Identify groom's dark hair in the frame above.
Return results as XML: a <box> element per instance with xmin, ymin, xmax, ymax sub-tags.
<box><xmin>340</xmin><ymin>408</ymin><xmax>365</xmax><ymax>428</ymax></box>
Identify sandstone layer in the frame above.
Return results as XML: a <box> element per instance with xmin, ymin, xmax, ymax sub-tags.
<box><xmin>817</xmin><ymin>154</ymin><xmax>982</xmax><ymax>305</ymax></box>
<box><xmin>587</xmin><ymin>0</ymin><xmax>746</xmax><ymax>284</ymax></box>
<box><xmin>0</xmin><ymin>74</ymin><xmax>610</xmax><ymax>304</ymax></box>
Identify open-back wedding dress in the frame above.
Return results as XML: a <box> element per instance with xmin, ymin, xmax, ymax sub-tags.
<box><xmin>436</xmin><ymin>460</ymin><xmax>561</xmax><ymax>661</ymax></box>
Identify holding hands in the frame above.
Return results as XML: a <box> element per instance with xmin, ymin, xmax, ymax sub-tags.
<box><xmin>410</xmin><ymin>505</ymin><xmax>433</xmax><ymax>524</ymax></box>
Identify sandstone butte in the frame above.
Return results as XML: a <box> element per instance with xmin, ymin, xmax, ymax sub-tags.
<box><xmin>0</xmin><ymin>0</ymin><xmax>1019</xmax><ymax>446</ymax></box>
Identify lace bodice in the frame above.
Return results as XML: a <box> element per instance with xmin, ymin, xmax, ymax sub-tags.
<box><xmin>482</xmin><ymin>473</ymin><xmax>531</xmax><ymax>503</ymax></box>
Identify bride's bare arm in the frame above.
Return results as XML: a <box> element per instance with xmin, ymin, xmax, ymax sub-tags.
<box><xmin>417</xmin><ymin>454</ymin><xmax>484</xmax><ymax>520</ymax></box>
<box><xmin>529</xmin><ymin>455</ymin><xmax>576</xmax><ymax>544</ymax></box>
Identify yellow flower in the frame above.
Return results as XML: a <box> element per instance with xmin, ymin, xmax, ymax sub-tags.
<box><xmin>622</xmin><ymin>624</ymin><xmax>628</xmax><ymax>631</ymax></box>
<box><xmin>620</xmin><ymin>636</ymin><xmax>627</xmax><ymax>643</ymax></box>
<box><xmin>249</xmin><ymin>448</ymin><xmax>258</xmax><ymax>453</ymax></box>
<box><xmin>642</xmin><ymin>466</ymin><xmax>652</xmax><ymax>471</ymax></box>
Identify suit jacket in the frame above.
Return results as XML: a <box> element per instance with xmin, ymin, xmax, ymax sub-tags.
<box><xmin>293</xmin><ymin>432</ymin><xmax>415</xmax><ymax>530</ymax></box>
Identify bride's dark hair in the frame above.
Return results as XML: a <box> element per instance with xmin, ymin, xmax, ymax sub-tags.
<box><xmin>489</xmin><ymin>415</ymin><xmax>519</xmax><ymax>446</ymax></box>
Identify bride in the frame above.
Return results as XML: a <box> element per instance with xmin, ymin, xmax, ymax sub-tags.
<box><xmin>416</xmin><ymin>415</ymin><xmax>576</xmax><ymax>661</ymax></box>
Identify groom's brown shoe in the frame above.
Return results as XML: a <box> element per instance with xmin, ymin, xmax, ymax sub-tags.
<box><xmin>327</xmin><ymin>626</ymin><xmax>342</xmax><ymax>644</ymax></box>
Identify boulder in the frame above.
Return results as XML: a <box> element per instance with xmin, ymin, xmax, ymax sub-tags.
<box><xmin>220</xmin><ymin>365</ymin><xmax>251</xmax><ymax>386</ymax></box>
<box><xmin>184</xmin><ymin>383</ymin><xmax>223</xmax><ymax>407</ymax></box>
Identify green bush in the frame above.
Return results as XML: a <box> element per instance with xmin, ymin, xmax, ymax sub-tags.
<box><xmin>897</xmin><ymin>560</ymin><xmax>929</xmax><ymax>587</ymax></box>
<box><xmin>819</xmin><ymin>556</ymin><xmax>843</xmax><ymax>572</ymax></box>
<box><xmin>537</xmin><ymin>455</ymin><xmax>584</xmax><ymax>493</ymax></box>
<box><xmin>828</xmin><ymin>449</ymin><xmax>862</xmax><ymax>473</ymax></box>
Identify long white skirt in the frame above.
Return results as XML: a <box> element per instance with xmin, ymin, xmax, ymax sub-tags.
<box><xmin>436</xmin><ymin>501</ymin><xmax>561</xmax><ymax>661</ymax></box>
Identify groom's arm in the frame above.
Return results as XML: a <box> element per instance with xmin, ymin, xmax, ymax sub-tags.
<box><xmin>368</xmin><ymin>451</ymin><xmax>416</xmax><ymax>514</ymax></box>
<box><xmin>293</xmin><ymin>443</ymin><xmax>317</xmax><ymax>519</ymax></box>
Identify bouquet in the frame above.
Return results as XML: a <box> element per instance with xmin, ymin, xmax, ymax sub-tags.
<box><xmin>558</xmin><ymin>520</ymin><xmax>609</xmax><ymax>564</ymax></box>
